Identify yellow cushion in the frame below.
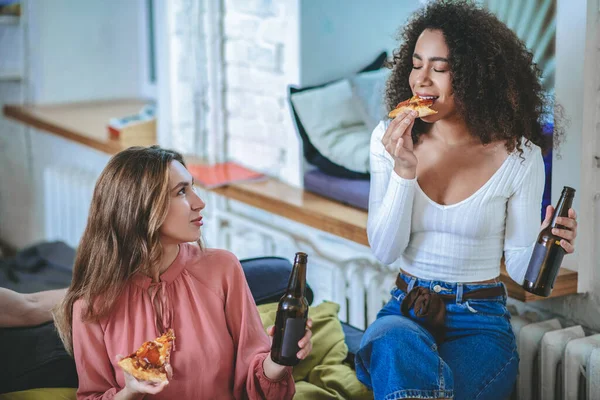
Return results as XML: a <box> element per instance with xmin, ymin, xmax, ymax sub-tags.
<box><xmin>257</xmin><ymin>301</ymin><xmax>372</xmax><ymax>400</ymax></box>
<box><xmin>0</xmin><ymin>388</ymin><xmax>76</xmax><ymax>400</ymax></box>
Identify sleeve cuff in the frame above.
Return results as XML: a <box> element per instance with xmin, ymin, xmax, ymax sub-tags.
<box><xmin>389</xmin><ymin>170</ymin><xmax>417</xmax><ymax>186</ymax></box>
<box><xmin>258</xmin><ymin>353</ymin><xmax>292</xmax><ymax>384</ymax></box>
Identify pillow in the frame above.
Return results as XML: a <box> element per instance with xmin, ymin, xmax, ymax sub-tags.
<box><xmin>351</xmin><ymin>68</ymin><xmax>392</xmax><ymax>131</ymax></box>
<box><xmin>0</xmin><ymin>388</ymin><xmax>76</xmax><ymax>399</ymax></box>
<box><xmin>240</xmin><ymin>256</ymin><xmax>314</xmax><ymax>306</ymax></box>
<box><xmin>257</xmin><ymin>301</ymin><xmax>372</xmax><ymax>400</ymax></box>
<box><xmin>291</xmin><ymin>80</ymin><xmax>371</xmax><ymax>175</ymax></box>
<box><xmin>288</xmin><ymin>51</ymin><xmax>387</xmax><ymax>179</ymax></box>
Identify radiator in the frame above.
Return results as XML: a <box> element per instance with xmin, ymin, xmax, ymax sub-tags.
<box><xmin>43</xmin><ymin>165</ymin><xmax>97</xmax><ymax>249</ymax></box>
<box><xmin>511</xmin><ymin>307</ymin><xmax>600</xmax><ymax>400</ymax></box>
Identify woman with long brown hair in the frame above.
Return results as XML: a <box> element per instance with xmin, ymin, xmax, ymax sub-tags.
<box><xmin>54</xmin><ymin>146</ymin><xmax>312</xmax><ymax>399</ymax></box>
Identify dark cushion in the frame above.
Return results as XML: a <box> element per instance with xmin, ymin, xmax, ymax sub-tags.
<box><xmin>304</xmin><ymin>169</ymin><xmax>370</xmax><ymax>210</ymax></box>
<box><xmin>240</xmin><ymin>256</ymin><xmax>314</xmax><ymax>306</ymax></box>
<box><xmin>288</xmin><ymin>51</ymin><xmax>387</xmax><ymax>179</ymax></box>
<box><xmin>341</xmin><ymin>322</ymin><xmax>365</xmax><ymax>365</ymax></box>
<box><xmin>0</xmin><ymin>241</ymin><xmax>74</xmax><ymax>293</ymax></box>
<box><xmin>0</xmin><ymin>322</ymin><xmax>79</xmax><ymax>393</ymax></box>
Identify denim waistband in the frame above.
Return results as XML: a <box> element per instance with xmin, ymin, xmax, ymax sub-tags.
<box><xmin>397</xmin><ymin>273</ymin><xmax>507</xmax><ymax>303</ymax></box>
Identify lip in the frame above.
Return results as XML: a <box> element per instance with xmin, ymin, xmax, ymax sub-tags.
<box><xmin>415</xmin><ymin>92</ymin><xmax>439</xmax><ymax>99</ymax></box>
<box><xmin>191</xmin><ymin>216</ymin><xmax>203</xmax><ymax>226</ymax></box>
<box><xmin>415</xmin><ymin>93</ymin><xmax>439</xmax><ymax>107</ymax></box>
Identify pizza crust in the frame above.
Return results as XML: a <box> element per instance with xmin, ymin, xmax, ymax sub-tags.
<box><xmin>388</xmin><ymin>105</ymin><xmax>438</xmax><ymax>118</ymax></box>
<box><xmin>388</xmin><ymin>96</ymin><xmax>438</xmax><ymax>119</ymax></box>
<box><xmin>118</xmin><ymin>357</ymin><xmax>168</xmax><ymax>383</ymax></box>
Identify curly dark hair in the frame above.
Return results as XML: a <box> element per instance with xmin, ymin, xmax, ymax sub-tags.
<box><xmin>386</xmin><ymin>0</ymin><xmax>563</xmax><ymax>155</ymax></box>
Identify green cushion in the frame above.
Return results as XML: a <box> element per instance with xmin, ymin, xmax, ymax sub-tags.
<box><xmin>0</xmin><ymin>388</ymin><xmax>76</xmax><ymax>400</ymax></box>
<box><xmin>257</xmin><ymin>301</ymin><xmax>372</xmax><ymax>400</ymax></box>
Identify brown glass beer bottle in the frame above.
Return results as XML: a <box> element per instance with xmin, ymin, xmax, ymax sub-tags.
<box><xmin>522</xmin><ymin>186</ymin><xmax>575</xmax><ymax>297</ymax></box>
<box><xmin>270</xmin><ymin>252</ymin><xmax>309</xmax><ymax>366</ymax></box>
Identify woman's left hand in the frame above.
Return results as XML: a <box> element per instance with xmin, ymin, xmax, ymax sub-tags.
<box><xmin>266</xmin><ymin>318</ymin><xmax>313</xmax><ymax>360</ymax></box>
<box><xmin>296</xmin><ymin>318</ymin><xmax>313</xmax><ymax>360</ymax></box>
<box><xmin>540</xmin><ymin>205</ymin><xmax>577</xmax><ymax>253</ymax></box>
<box><xmin>263</xmin><ymin>318</ymin><xmax>313</xmax><ymax>380</ymax></box>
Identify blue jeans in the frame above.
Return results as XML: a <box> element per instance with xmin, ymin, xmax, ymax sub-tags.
<box><xmin>356</xmin><ymin>274</ymin><xmax>518</xmax><ymax>400</ymax></box>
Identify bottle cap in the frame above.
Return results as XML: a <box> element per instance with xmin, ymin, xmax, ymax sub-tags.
<box><xmin>562</xmin><ymin>186</ymin><xmax>576</xmax><ymax>194</ymax></box>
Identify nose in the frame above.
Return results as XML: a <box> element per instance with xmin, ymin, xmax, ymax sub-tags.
<box><xmin>414</xmin><ymin>68</ymin><xmax>432</xmax><ymax>87</ymax></box>
<box><xmin>190</xmin><ymin>187</ymin><xmax>205</xmax><ymax>211</ymax></box>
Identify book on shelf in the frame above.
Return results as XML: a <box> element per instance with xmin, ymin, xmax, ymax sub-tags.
<box><xmin>187</xmin><ymin>161</ymin><xmax>267</xmax><ymax>189</ymax></box>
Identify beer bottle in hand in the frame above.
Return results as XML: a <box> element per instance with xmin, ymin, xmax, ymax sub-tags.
<box><xmin>522</xmin><ymin>186</ymin><xmax>575</xmax><ymax>297</ymax></box>
<box><xmin>270</xmin><ymin>252</ymin><xmax>309</xmax><ymax>366</ymax></box>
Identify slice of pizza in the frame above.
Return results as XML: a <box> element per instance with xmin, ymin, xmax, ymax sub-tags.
<box><xmin>388</xmin><ymin>95</ymin><xmax>438</xmax><ymax>119</ymax></box>
<box><xmin>117</xmin><ymin>329</ymin><xmax>175</xmax><ymax>383</ymax></box>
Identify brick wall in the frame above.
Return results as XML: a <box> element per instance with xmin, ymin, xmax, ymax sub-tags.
<box><xmin>222</xmin><ymin>0</ymin><xmax>300</xmax><ymax>184</ymax></box>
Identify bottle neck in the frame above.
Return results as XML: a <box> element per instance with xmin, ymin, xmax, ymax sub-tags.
<box><xmin>550</xmin><ymin>193</ymin><xmax>574</xmax><ymax>228</ymax></box>
<box><xmin>286</xmin><ymin>262</ymin><xmax>306</xmax><ymax>298</ymax></box>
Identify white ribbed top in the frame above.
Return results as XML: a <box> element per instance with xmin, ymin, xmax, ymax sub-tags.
<box><xmin>367</xmin><ymin>121</ymin><xmax>545</xmax><ymax>283</ymax></box>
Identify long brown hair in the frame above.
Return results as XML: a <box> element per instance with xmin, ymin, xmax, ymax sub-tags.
<box><xmin>54</xmin><ymin>146</ymin><xmax>195</xmax><ymax>355</ymax></box>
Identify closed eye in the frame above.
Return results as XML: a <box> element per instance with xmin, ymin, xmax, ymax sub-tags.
<box><xmin>413</xmin><ymin>65</ymin><xmax>447</xmax><ymax>73</ymax></box>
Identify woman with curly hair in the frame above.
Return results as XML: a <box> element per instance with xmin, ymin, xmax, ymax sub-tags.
<box><xmin>356</xmin><ymin>1</ymin><xmax>577</xmax><ymax>399</ymax></box>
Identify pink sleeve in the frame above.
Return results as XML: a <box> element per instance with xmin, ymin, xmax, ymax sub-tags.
<box><xmin>72</xmin><ymin>300</ymin><xmax>120</xmax><ymax>400</ymax></box>
<box><xmin>224</xmin><ymin>256</ymin><xmax>295</xmax><ymax>400</ymax></box>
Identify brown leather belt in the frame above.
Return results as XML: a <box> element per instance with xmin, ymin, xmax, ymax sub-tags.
<box><xmin>395</xmin><ymin>274</ymin><xmax>505</xmax><ymax>342</ymax></box>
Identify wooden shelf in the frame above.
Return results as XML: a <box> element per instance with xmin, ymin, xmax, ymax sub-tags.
<box><xmin>212</xmin><ymin>179</ymin><xmax>369</xmax><ymax>246</ymax></box>
<box><xmin>501</xmin><ymin>263</ymin><xmax>578</xmax><ymax>302</ymax></box>
<box><xmin>2</xmin><ymin>100</ymin><xmax>579</xmax><ymax>302</ymax></box>
<box><xmin>3</xmin><ymin>99</ymin><xmax>148</xmax><ymax>154</ymax></box>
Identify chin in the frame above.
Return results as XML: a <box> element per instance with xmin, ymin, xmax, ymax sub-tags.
<box><xmin>186</xmin><ymin>233</ymin><xmax>201</xmax><ymax>243</ymax></box>
<box><xmin>420</xmin><ymin>115</ymin><xmax>437</xmax><ymax>123</ymax></box>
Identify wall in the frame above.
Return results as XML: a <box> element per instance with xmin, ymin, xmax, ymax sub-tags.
<box><xmin>0</xmin><ymin>0</ymin><xmax>146</xmax><ymax>249</ymax></box>
<box><xmin>28</xmin><ymin>0</ymin><xmax>142</xmax><ymax>104</ymax></box>
<box><xmin>220</xmin><ymin>0</ymin><xmax>421</xmax><ymax>186</ymax></box>
<box><xmin>223</xmin><ymin>0</ymin><xmax>303</xmax><ymax>186</ymax></box>
<box><xmin>299</xmin><ymin>0</ymin><xmax>421</xmax><ymax>87</ymax></box>
<box><xmin>517</xmin><ymin>0</ymin><xmax>600</xmax><ymax>332</ymax></box>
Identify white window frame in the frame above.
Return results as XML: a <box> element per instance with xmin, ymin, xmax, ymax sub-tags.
<box><xmin>139</xmin><ymin>0</ymin><xmax>158</xmax><ymax>100</ymax></box>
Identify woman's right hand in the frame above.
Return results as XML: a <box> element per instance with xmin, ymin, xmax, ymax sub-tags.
<box><xmin>382</xmin><ymin>110</ymin><xmax>418</xmax><ymax>179</ymax></box>
<box><xmin>116</xmin><ymin>354</ymin><xmax>169</xmax><ymax>398</ymax></box>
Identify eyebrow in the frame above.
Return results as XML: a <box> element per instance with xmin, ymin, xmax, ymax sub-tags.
<box><xmin>413</xmin><ymin>53</ymin><xmax>449</xmax><ymax>63</ymax></box>
<box><xmin>170</xmin><ymin>178</ymin><xmax>194</xmax><ymax>192</ymax></box>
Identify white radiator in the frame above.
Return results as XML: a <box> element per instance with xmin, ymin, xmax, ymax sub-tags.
<box><xmin>510</xmin><ymin>307</ymin><xmax>600</xmax><ymax>400</ymax></box>
<box><xmin>43</xmin><ymin>165</ymin><xmax>97</xmax><ymax>249</ymax></box>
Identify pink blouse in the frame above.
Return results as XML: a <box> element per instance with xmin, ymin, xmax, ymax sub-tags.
<box><xmin>72</xmin><ymin>243</ymin><xmax>295</xmax><ymax>399</ymax></box>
